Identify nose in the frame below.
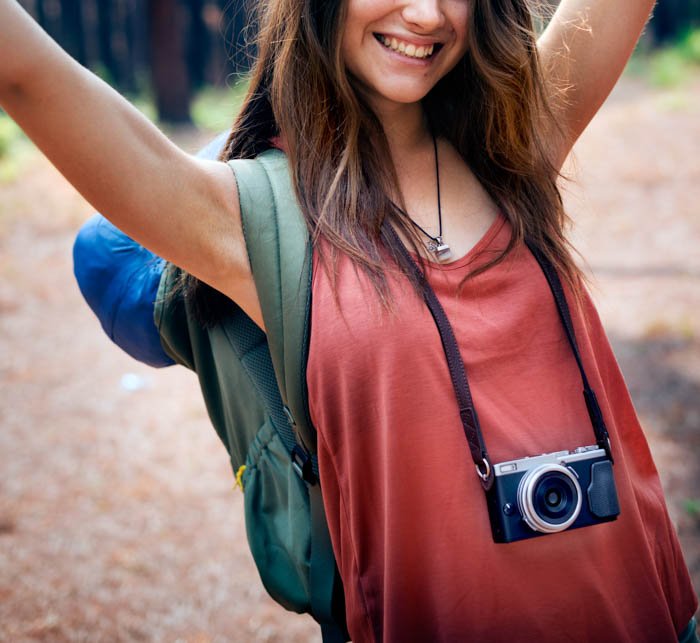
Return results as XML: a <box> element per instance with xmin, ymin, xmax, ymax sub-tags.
<box><xmin>401</xmin><ymin>0</ymin><xmax>446</xmax><ymax>32</ymax></box>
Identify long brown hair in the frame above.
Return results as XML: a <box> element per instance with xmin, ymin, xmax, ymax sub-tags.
<box><xmin>185</xmin><ymin>0</ymin><xmax>577</xmax><ymax>323</ymax></box>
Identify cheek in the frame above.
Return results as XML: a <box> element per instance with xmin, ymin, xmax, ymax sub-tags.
<box><xmin>447</xmin><ymin>2</ymin><xmax>471</xmax><ymax>54</ymax></box>
<box><xmin>340</xmin><ymin>15</ymin><xmax>374</xmax><ymax>81</ymax></box>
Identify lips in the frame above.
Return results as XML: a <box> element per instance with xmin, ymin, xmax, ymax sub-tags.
<box><xmin>374</xmin><ymin>33</ymin><xmax>443</xmax><ymax>60</ymax></box>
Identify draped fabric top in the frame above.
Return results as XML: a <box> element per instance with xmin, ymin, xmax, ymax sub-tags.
<box><xmin>307</xmin><ymin>214</ymin><xmax>697</xmax><ymax>642</ymax></box>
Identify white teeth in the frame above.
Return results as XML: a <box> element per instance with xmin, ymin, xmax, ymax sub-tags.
<box><xmin>377</xmin><ymin>34</ymin><xmax>435</xmax><ymax>59</ymax></box>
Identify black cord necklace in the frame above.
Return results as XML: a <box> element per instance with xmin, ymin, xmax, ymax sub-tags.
<box><xmin>391</xmin><ymin>133</ymin><xmax>452</xmax><ymax>262</ymax></box>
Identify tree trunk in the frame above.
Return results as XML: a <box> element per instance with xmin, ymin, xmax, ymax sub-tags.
<box><xmin>33</xmin><ymin>0</ymin><xmax>46</xmax><ymax>27</ymax></box>
<box><xmin>96</xmin><ymin>0</ymin><xmax>118</xmax><ymax>84</ymax></box>
<box><xmin>188</xmin><ymin>0</ymin><xmax>207</xmax><ymax>91</ymax></box>
<box><xmin>147</xmin><ymin>0</ymin><xmax>192</xmax><ymax>124</ymax></box>
<box><xmin>60</xmin><ymin>0</ymin><xmax>86</xmax><ymax>65</ymax></box>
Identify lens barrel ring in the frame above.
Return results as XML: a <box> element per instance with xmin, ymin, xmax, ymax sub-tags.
<box><xmin>517</xmin><ymin>463</ymin><xmax>583</xmax><ymax>534</ymax></box>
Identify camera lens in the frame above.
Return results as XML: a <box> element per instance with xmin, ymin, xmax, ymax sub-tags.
<box><xmin>534</xmin><ymin>473</ymin><xmax>578</xmax><ymax>521</ymax></box>
<box><xmin>517</xmin><ymin>464</ymin><xmax>582</xmax><ymax>534</ymax></box>
<box><xmin>546</xmin><ymin>490</ymin><xmax>561</xmax><ymax>506</ymax></box>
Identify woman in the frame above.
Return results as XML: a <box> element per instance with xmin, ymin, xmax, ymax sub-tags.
<box><xmin>1</xmin><ymin>0</ymin><xmax>697</xmax><ymax>641</ymax></box>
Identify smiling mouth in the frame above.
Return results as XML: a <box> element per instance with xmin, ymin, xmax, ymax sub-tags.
<box><xmin>374</xmin><ymin>34</ymin><xmax>443</xmax><ymax>60</ymax></box>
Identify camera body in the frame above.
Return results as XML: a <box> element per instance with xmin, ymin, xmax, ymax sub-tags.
<box><xmin>485</xmin><ymin>445</ymin><xmax>620</xmax><ymax>544</ymax></box>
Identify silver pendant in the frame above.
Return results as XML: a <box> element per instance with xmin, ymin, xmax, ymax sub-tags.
<box><xmin>427</xmin><ymin>237</ymin><xmax>452</xmax><ymax>262</ymax></box>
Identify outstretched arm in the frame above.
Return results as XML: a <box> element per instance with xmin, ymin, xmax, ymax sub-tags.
<box><xmin>0</xmin><ymin>0</ymin><xmax>264</xmax><ymax>329</ymax></box>
<box><xmin>537</xmin><ymin>0</ymin><xmax>656</xmax><ymax>168</ymax></box>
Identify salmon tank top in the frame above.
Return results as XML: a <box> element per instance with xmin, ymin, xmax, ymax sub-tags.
<box><xmin>306</xmin><ymin>214</ymin><xmax>697</xmax><ymax>643</ymax></box>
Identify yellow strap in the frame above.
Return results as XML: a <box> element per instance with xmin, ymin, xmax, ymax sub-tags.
<box><xmin>234</xmin><ymin>465</ymin><xmax>247</xmax><ymax>491</ymax></box>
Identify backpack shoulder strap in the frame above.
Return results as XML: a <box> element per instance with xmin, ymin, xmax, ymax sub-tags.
<box><xmin>229</xmin><ymin>149</ymin><xmax>349</xmax><ymax>642</ymax></box>
<box><xmin>228</xmin><ymin>149</ymin><xmax>316</xmax><ymax>458</ymax></box>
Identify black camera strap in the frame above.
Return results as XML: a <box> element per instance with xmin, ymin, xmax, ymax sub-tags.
<box><xmin>383</xmin><ymin>224</ymin><xmax>613</xmax><ymax>490</ymax></box>
<box><xmin>525</xmin><ymin>243</ymin><xmax>613</xmax><ymax>464</ymax></box>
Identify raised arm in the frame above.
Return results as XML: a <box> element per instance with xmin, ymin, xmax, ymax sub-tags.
<box><xmin>0</xmin><ymin>0</ymin><xmax>264</xmax><ymax>329</ymax></box>
<box><xmin>537</xmin><ymin>0</ymin><xmax>657</xmax><ymax>168</ymax></box>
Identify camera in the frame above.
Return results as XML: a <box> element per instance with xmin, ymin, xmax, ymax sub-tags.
<box><xmin>485</xmin><ymin>445</ymin><xmax>620</xmax><ymax>543</ymax></box>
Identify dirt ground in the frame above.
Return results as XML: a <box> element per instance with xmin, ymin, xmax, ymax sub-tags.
<box><xmin>1</xmin><ymin>75</ymin><xmax>698</xmax><ymax>642</ymax></box>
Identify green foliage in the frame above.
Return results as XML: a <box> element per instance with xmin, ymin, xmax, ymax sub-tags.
<box><xmin>684</xmin><ymin>498</ymin><xmax>700</xmax><ymax>518</ymax></box>
<box><xmin>111</xmin><ymin>78</ymin><xmax>249</xmax><ymax>132</ymax></box>
<box><xmin>0</xmin><ymin>112</ymin><xmax>30</xmax><ymax>182</ymax></box>
<box><xmin>0</xmin><ymin>113</ymin><xmax>24</xmax><ymax>160</ymax></box>
<box><xmin>650</xmin><ymin>48</ymin><xmax>692</xmax><ymax>86</ymax></box>
<box><xmin>629</xmin><ymin>28</ymin><xmax>700</xmax><ymax>87</ymax></box>
<box><xmin>678</xmin><ymin>29</ymin><xmax>700</xmax><ymax>63</ymax></box>
<box><xmin>130</xmin><ymin>94</ymin><xmax>158</xmax><ymax>123</ymax></box>
<box><xmin>191</xmin><ymin>78</ymin><xmax>250</xmax><ymax>132</ymax></box>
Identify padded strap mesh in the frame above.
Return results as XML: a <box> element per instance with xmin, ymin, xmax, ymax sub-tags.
<box><xmin>219</xmin><ymin>316</ymin><xmax>300</xmax><ymax>459</ymax></box>
<box><xmin>228</xmin><ymin>151</ymin><xmax>317</xmax><ymax>457</ymax></box>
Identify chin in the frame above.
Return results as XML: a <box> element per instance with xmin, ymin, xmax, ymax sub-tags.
<box><xmin>367</xmin><ymin>81</ymin><xmax>434</xmax><ymax>108</ymax></box>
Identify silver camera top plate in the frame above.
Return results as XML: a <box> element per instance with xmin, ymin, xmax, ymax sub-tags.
<box><xmin>494</xmin><ymin>445</ymin><xmax>607</xmax><ymax>477</ymax></box>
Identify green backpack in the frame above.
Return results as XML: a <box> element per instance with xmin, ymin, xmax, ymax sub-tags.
<box><xmin>154</xmin><ymin>148</ymin><xmax>349</xmax><ymax>642</ymax></box>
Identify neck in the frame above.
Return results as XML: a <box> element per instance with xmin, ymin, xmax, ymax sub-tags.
<box><xmin>372</xmin><ymin>99</ymin><xmax>432</xmax><ymax>156</ymax></box>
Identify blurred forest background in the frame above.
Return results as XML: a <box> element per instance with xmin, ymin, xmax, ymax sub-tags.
<box><xmin>4</xmin><ymin>0</ymin><xmax>700</xmax><ymax>126</ymax></box>
<box><xmin>1</xmin><ymin>0</ymin><xmax>699</xmax><ymax>641</ymax></box>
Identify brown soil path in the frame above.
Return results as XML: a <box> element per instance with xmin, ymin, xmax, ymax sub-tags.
<box><xmin>1</xmin><ymin>77</ymin><xmax>698</xmax><ymax>641</ymax></box>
